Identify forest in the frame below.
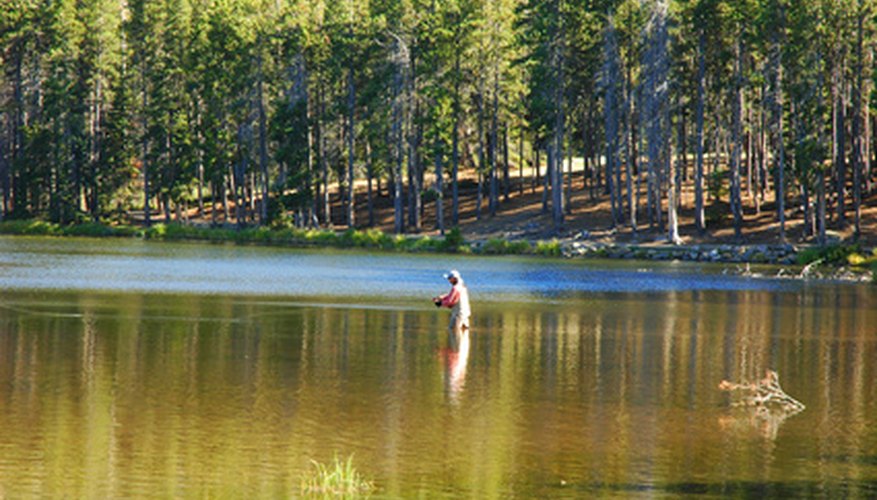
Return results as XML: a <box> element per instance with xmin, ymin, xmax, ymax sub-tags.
<box><xmin>1</xmin><ymin>0</ymin><xmax>875</xmax><ymax>245</ymax></box>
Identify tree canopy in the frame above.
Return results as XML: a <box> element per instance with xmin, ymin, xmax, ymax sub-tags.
<box><xmin>2</xmin><ymin>0</ymin><xmax>876</xmax><ymax>243</ymax></box>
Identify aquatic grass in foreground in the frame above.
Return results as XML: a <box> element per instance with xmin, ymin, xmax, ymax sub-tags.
<box><xmin>300</xmin><ymin>454</ymin><xmax>374</xmax><ymax>497</ymax></box>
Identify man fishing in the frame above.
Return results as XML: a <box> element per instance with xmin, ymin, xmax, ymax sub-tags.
<box><xmin>433</xmin><ymin>269</ymin><xmax>471</xmax><ymax>333</ymax></box>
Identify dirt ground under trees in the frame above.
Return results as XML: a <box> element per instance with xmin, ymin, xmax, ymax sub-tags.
<box><xmin>319</xmin><ymin>168</ymin><xmax>877</xmax><ymax>249</ymax></box>
<box><xmin>181</xmin><ymin>162</ymin><xmax>877</xmax><ymax>249</ymax></box>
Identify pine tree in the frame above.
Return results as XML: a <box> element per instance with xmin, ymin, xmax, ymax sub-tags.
<box><xmin>601</xmin><ymin>12</ymin><xmax>622</xmax><ymax>228</ymax></box>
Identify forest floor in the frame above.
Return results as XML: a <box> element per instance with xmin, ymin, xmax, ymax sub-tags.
<box><xmin>316</xmin><ymin>169</ymin><xmax>877</xmax><ymax>250</ymax></box>
<box><xmin>173</xmin><ymin>161</ymin><xmax>877</xmax><ymax>251</ymax></box>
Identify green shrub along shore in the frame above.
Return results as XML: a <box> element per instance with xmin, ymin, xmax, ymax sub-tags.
<box><xmin>1</xmin><ymin>220</ymin><xmax>875</xmax><ymax>278</ymax></box>
<box><xmin>0</xmin><ymin>219</ymin><xmax>562</xmax><ymax>257</ymax></box>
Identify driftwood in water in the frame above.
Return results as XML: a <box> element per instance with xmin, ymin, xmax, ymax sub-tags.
<box><xmin>719</xmin><ymin>370</ymin><xmax>805</xmax><ymax>413</ymax></box>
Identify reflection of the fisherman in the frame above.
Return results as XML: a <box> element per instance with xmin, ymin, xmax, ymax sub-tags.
<box><xmin>439</xmin><ymin>329</ymin><xmax>470</xmax><ymax>403</ymax></box>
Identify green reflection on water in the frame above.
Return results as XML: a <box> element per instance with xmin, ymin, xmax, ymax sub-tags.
<box><xmin>0</xmin><ymin>288</ymin><xmax>875</xmax><ymax>498</ymax></box>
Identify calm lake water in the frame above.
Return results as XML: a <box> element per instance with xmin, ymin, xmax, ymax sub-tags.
<box><xmin>0</xmin><ymin>236</ymin><xmax>875</xmax><ymax>498</ymax></box>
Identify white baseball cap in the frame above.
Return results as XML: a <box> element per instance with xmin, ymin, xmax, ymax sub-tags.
<box><xmin>443</xmin><ymin>269</ymin><xmax>461</xmax><ymax>280</ymax></box>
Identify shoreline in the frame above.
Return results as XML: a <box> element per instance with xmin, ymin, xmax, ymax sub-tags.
<box><xmin>549</xmin><ymin>239</ymin><xmax>873</xmax><ymax>283</ymax></box>
<box><xmin>0</xmin><ymin>220</ymin><xmax>873</xmax><ymax>283</ymax></box>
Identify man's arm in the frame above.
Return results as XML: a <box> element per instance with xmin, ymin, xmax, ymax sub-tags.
<box><xmin>440</xmin><ymin>287</ymin><xmax>460</xmax><ymax>308</ymax></box>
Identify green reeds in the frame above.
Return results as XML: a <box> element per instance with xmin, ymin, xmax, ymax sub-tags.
<box><xmin>300</xmin><ymin>454</ymin><xmax>374</xmax><ymax>497</ymax></box>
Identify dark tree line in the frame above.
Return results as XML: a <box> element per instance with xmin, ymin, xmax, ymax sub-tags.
<box><xmin>2</xmin><ymin>0</ymin><xmax>876</xmax><ymax>243</ymax></box>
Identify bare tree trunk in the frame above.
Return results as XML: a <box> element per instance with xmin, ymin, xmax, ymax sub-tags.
<box><xmin>866</xmin><ymin>90</ymin><xmax>873</xmax><ymax>195</ymax></box>
<box><xmin>755</xmin><ymin>85</ymin><xmax>764</xmax><ymax>215</ymax></box>
<box><xmin>235</xmin><ymin>122</ymin><xmax>251</xmax><ymax>228</ymax></box>
<box><xmin>668</xmin><ymin>103</ymin><xmax>683</xmax><ymax>245</ymax></box>
<box><xmin>257</xmin><ymin>54</ymin><xmax>269</xmax><ymax>225</ymax></box>
<box><xmin>249</xmin><ymin>170</ymin><xmax>257</xmax><ymax>223</ymax></box>
<box><xmin>584</xmin><ymin>100</ymin><xmax>595</xmax><ymax>200</ymax></box>
<box><xmin>88</xmin><ymin>60</ymin><xmax>103</xmax><ymax>222</ymax></box>
<box><xmin>224</xmin><ymin>166</ymin><xmax>233</xmax><ymax>222</ymax></box>
<box><xmin>290</xmin><ymin>56</ymin><xmax>313</xmax><ymax>226</ymax></box>
<box><xmin>766</xmin><ymin>4</ymin><xmax>787</xmax><ymax>242</ymax></box>
<box><xmin>791</xmin><ymin>101</ymin><xmax>813</xmax><ymax>239</ymax></box>
<box><xmin>0</xmin><ymin>128</ymin><xmax>7</xmax><ymax>220</ymax></box>
<box><xmin>503</xmin><ymin>123</ymin><xmax>510</xmax><ymax>202</ymax></box>
<box><xmin>391</xmin><ymin>34</ymin><xmax>408</xmax><ymax>234</ymax></box>
<box><xmin>746</xmin><ymin>103</ymin><xmax>753</xmax><ymax>204</ymax></box>
<box><xmin>554</xmin><ymin>104</ymin><xmax>565</xmax><ymax>228</ymax></box>
<box><xmin>212</xmin><ymin>183</ymin><xmax>219</xmax><ymax>225</ymax></box>
<box><xmin>624</xmin><ymin>62</ymin><xmax>636</xmax><ymax>233</ymax></box>
<box><xmin>141</xmin><ymin>79</ymin><xmax>151</xmax><ymax>227</ymax></box>
<box><xmin>518</xmin><ymin>125</ymin><xmax>525</xmax><ymax>196</ymax></box>
<box><xmin>646</xmin><ymin>150</ymin><xmax>656</xmax><ymax>227</ymax></box>
<box><xmin>477</xmin><ymin>171</ymin><xmax>485</xmax><ymax>219</ymax></box>
<box><xmin>565</xmin><ymin>152</ymin><xmax>572</xmax><ymax>215</ymax></box>
<box><xmin>2</xmin><ymin>53</ymin><xmax>25</xmax><ymax>219</ymax></box>
<box><xmin>407</xmin><ymin>53</ymin><xmax>421</xmax><ymax>231</ymax></box>
<box><xmin>816</xmin><ymin>47</ymin><xmax>828</xmax><ymax>245</ymax></box>
<box><xmin>197</xmin><ymin>147</ymin><xmax>205</xmax><ymax>216</ymax></box>
<box><xmin>435</xmin><ymin>144</ymin><xmax>444</xmax><ymax>234</ymax></box>
<box><xmin>551</xmin><ymin>18</ymin><xmax>565</xmax><ymax>232</ymax></box>
<box><xmin>694</xmin><ymin>30</ymin><xmax>706</xmax><ymax>235</ymax></box>
<box><xmin>549</xmin><ymin>144</ymin><xmax>561</xmax><ymax>228</ymax></box>
<box><xmin>164</xmin><ymin>116</ymin><xmax>173</xmax><ymax>223</ymax></box>
<box><xmin>615</xmin><ymin>129</ymin><xmax>624</xmax><ymax>226</ymax></box>
<box><xmin>730</xmin><ymin>36</ymin><xmax>744</xmax><ymax>241</ymax></box>
<box><xmin>602</xmin><ymin>15</ymin><xmax>621</xmax><ymax>227</ymax></box>
<box><xmin>319</xmin><ymin>84</ymin><xmax>330</xmax><ymax>227</ymax></box>
<box><xmin>477</xmin><ymin>81</ymin><xmax>485</xmax><ymax>220</ymax></box>
<box><xmin>680</xmin><ymin>106</ymin><xmax>688</xmax><ymax>184</ymax></box>
<box><xmin>853</xmin><ymin>0</ymin><xmax>865</xmax><ymax>238</ymax></box>
<box><xmin>801</xmin><ymin>181</ymin><xmax>813</xmax><ymax>240</ymax></box>
<box><xmin>451</xmin><ymin>52</ymin><xmax>461</xmax><ymax>226</ymax></box>
<box><xmin>818</xmin><ymin>171</ymin><xmax>827</xmax><ymax>244</ymax></box>
<box><xmin>419</xmin><ymin>129</ymin><xmax>426</xmax><ymax>225</ymax></box>
<box><xmin>643</xmin><ymin>0</ymin><xmax>670</xmax><ymax>236</ymax></box>
<box><xmin>489</xmin><ymin>71</ymin><xmax>499</xmax><ymax>217</ymax></box>
<box><xmin>366</xmin><ymin>138</ymin><xmax>374</xmax><ymax>227</ymax></box>
<box><xmin>833</xmin><ymin>63</ymin><xmax>847</xmax><ymax>226</ymax></box>
<box><xmin>541</xmin><ymin>144</ymin><xmax>549</xmax><ymax>214</ymax></box>
<box><xmin>347</xmin><ymin>63</ymin><xmax>356</xmax><ymax>228</ymax></box>
<box><xmin>636</xmin><ymin>113</ymin><xmax>644</xmax><ymax>224</ymax></box>
<box><xmin>667</xmin><ymin>131</ymin><xmax>680</xmax><ymax>244</ymax></box>
<box><xmin>551</xmin><ymin>0</ymin><xmax>567</xmax><ymax>228</ymax></box>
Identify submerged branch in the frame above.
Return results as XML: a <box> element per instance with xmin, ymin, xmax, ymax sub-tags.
<box><xmin>719</xmin><ymin>370</ymin><xmax>805</xmax><ymax>413</ymax></box>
